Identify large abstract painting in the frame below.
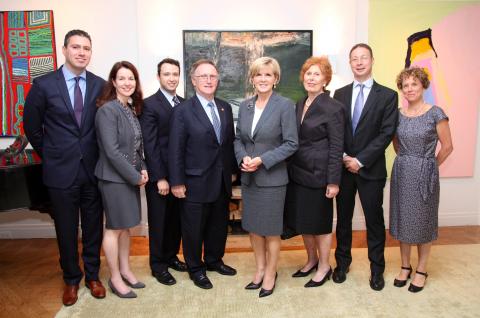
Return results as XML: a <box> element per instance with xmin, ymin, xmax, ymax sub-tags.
<box><xmin>370</xmin><ymin>0</ymin><xmax>480</xmax><ymax>177</ymax></box>
<box><xmin>0</xmin><ymin>10</ymin><xmax>57</xmax><ymax>137</ymax></box>
<box><xmin>183</xmin><ymin>30</ymin><xmax>312</xmax><ymax>119</ymax></box>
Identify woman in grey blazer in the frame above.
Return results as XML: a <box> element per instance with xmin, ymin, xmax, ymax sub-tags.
<box><xmin>95</xmin><ymin>61</ymin><xmax>148</xmax><ymax>298</ymax></box>
<box><xmin>234</xmin><ymin>57</ymin><xmax>298</xmax><ymax>297</ymax></box>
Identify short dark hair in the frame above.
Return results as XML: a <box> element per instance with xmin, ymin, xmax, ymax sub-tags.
<box><xmin>349</xmin><ymin>43</ymin><xmax>373</xmax><ymax>59</ymax></box>
<box><xmin>64</xmin><ymin>29</ymin><xmax>91</xmax><ymax>47</ymax></box>
<box><xmin>97</xmin><ymin>61</ymin><xmax>144</xmax><ymax>115</ymax></box>
<box><xmin>157</xmin><ymin>58</ymin><xmax>180</xmax><ymax>76</ymax></box>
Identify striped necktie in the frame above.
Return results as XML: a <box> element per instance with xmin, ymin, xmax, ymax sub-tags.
<box><xmin>207</xmin><ymin>101</ymin><xmax>221</xmax><ymax>143</ymax></box>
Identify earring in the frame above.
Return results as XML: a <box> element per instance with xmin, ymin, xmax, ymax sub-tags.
<box><xmin>252</xmin><ymin>83</ymin><xmax>255</xmax><ymax>90</ymax></box>
<box><xmin>273</xmin><ymin>83</ymin><xmax>277</xmax><ymax>89</ymax></box>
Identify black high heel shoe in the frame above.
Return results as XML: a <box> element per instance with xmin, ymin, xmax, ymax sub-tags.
<box><xmin>304</xmin><ymin>267</ymin><xmax>332</xmax><ymax>288</ymax></box>
<box><xmin>393</xmin><ymin>265</ymin><xmax>412</xmax><ymax>287</ymax></box>
<box><xmin>292</xmin><ymin>263</ymin><xmax>318</xmax><ymax>278</ymax></box>
<box><xmin>259</xmin><ymin>273</ymin><xmax>278</xmax><ymax>298</ymax></box>
<box><xmin>245</xmin><ymin>279</ymin><xmax>263</xmax><ymax>290</ymax></box>
<box><xmin>408</xmin><ymin>271</ymin><xmax>428</xmax><ymax>293</ymax></box>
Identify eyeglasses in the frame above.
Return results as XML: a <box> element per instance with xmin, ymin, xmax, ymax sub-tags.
<box><xmin>194</xmin><ymin>74</ymin><xmax>219</xmax><ymax>82</ymax></box>
<box><xmin>350</xmin><ymin>56</ymin><xmax>371</xmax><ymax>63</ymax></box>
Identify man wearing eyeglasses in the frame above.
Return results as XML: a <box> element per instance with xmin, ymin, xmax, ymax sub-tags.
<box><xmin>168</xmin><ymin>59</ymin><xmax>237</xmax><ymax>289</ymax></box>
<box><xmin>333</xmin><ymin>43</ymin><xmax>398</xmax><ymax>291</ymax></box>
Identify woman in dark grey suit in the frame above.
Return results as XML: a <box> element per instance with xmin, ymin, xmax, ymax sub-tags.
<box><xmin>285</xmin><ymin>56</ymin><xmax>345</xmax><ymax>287</ymax></box>
<box><xmin>234</xmin><ymin>57</ymin><xmax>298</xmax><ymax>297</ymax></box>
<box><xmin>95</xmin><ymin>61</ymin><xmax>148</xmax><ymax>298</ymax></box>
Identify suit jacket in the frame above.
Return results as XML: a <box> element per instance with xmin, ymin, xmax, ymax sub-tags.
<box><xmin>23</xmin><ymin>65</ymin><xmax>105</xmax><ymax>189</ymax></box>
<box><xmin>94</xmin><ymin>100</ymin><xmax>146</xmax><ymax>186</ymax></box>
<box><xmin>333</xmin><ymin>81</ymin><xmax>399</xmax><ymax>180</ymax></box>
<box><xmin>139</xmin><ymin>90</ymin><xmax>184</xmax><ymax>183</ymax></box>
<box><xmin>289</xmin><ymin>93</ymin><xmax>345</xmax><ymax>188</ymax></box>
<box><xmin>234</xmin><ymin>92</ymin><xmax>298</xmax><ymax>187</ymax></box>
<box><xmin>168</xmin><ymin>95</ymin><xmax>235</xmax><ymax>203</ymax></box>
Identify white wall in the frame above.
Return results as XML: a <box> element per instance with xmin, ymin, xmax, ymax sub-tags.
<box><xmin>0</xmin><ymin>0</ymin><xmax>478</xmax><ymax>238</ymax></box>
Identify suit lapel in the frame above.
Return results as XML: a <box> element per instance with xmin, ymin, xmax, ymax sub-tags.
<box><xmin>156</xmin><ymin>90</ymin><xmax>174</xmax><ymax>115</ymax></box>
<box><xmin>56</xmin><ymin>66</ymin><xmax>78</xmax><ymax>128</ymax></box>
<box><xmin>252</xmin><ymin>92</ymin><xmax>277</xmax><ymax>138</ymax></box>
<box><xmin>296</xmin><ymin>98</ymin><xmax>305</xmax><ymax>132</ymax></box>
<box><xmin>242</xmin><ymin>97</ymin><xmax>255</xmax><ymax>141</ymax></box>
<box><xmin>191</xmin><ymin>96</ymin><xmax>218</xmax><ymax>142</ymax></box>
<box><xmin>357</xmin><ymin>81</ymin><xmax>380</xmax><ymax>125</ymax></box>
<box><xmin>81</xmin><ymin>71</ymin><xmax>97</xmax><ymax>131</ymax></box>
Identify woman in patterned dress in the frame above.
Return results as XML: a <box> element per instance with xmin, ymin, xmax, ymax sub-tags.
<box><xmin>390</xmin><ymin>67</ymin><xmax>453</xmax><ymax>292</ymax></box>
<box><xmin>95</xmin><ymin>61</ymin><xmax>148</xmax><ymax>298</ymax></box>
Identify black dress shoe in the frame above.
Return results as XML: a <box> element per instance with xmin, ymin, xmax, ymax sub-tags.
<box><xmin>332</xmin><ymin>267</ymin><xmax>349</xmax><ymax>284</ymax></box>
<box><xmin>304</xmin><ymin>267</ymin><xmax>332</xmax><ymax>288</ymax></box>
<box><xmin>259</xmin><ymin>273</ymin><xmax>277</xmax><ymax>298</ymax></box>
<box><xmin>152</xmin><ymin>270</ymin><xmax>176</xmax><ymax>286</ymax></box>
<box><xmin>408</xmin><ymin>271</ymin><xmax>428</xmax><ymax>293</ymax></box>
<box><xmin>292</xmin><ymin>263</ymin><xmax>318</xmax><ymax>278</ymax></box>
<box><xmin>168</xmin><ymin>259</ymin><xmax>188</xmax><ymax>272</ymax></box>
<box><xmin>191</xmin><ymin>273</ymin><xmax>213</xmax><ymax>289</ymax></box>
<box><xmin>207</xmin><ymin>263</ymin><xmax>237</xmax><ymax>276</ymax></box>
<box><xmin>370</xmin><ymin>272</ymin><xmax>385</xmax><ymax>291</ymax></box>
<box><xmin>245</xmin><ymin>280</ymin><xmax>263</xmax><ymax>290</ymax></box>
<box><xmin>393</xmin><ymin>265</ymin><xmax>412</xmax><ymax>287</ymax></box>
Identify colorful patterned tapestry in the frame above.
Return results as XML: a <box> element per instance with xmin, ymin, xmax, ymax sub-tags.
<box><xmin>0</xmin><ymin>10</ymin><xmax>57</xmax><ymax>136</ymax></box>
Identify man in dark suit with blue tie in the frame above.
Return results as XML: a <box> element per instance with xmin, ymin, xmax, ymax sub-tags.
<box><xmin>24</xmin><ymin>30</ymin><xmax>106</xmax><ymax>305</ymax></box>
<box><xmin>333</xmin><ymin>44</ymin><xmax>399</xmax><ymax>291</ymax></box>
<box><xmin>169</xmin><ymin>59</ymin><xmax>237</xmax><ymax>289</ymax></box>
<box><xmin>140</xmin><ymin>58</ymin><xmax>188</xmax><ymax>286</ymax></box>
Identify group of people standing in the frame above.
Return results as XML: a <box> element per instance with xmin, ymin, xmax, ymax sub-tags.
<box><xmin>23</xmin><ymin>29</ymin><xmax>453</xmax><ymax>306</ymax></box>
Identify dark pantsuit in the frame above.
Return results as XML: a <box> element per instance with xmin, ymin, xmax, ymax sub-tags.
<box><xmin>335</xmin><ymin>169</ymin><xmax>386</xmax><ymax>273</ymax></box>
<box><xmin>48</xmin><ymin>163</ymin><xmax>103</xmax><ymax>285</ymax></box>
<box><xmin>181</xmin><ymin>190</ymin><xmax>229</xmax><ymax>274</ymax></box>
<box><xmin>145</xmin><ymin>182</ymin><xmax>182</xmax><ymax>273</ymax></box>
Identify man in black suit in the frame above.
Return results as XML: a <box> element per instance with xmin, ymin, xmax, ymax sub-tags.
<box><xmin>333</xmin><ymin>43</ymin><xmax>399</xmax><ymax>291</ymax></box>
<box><xmin>23</xmin><ymin>30</ymin><xmax>106</xmax><ymax>305</ymax></box>
<box><xmin>168</xmin><ymin>59</ymin><xmax>237</xmax><ymax>289</ymax></box>
<box><xmin>140</xmin><ymin>58</ymin><xmax>188</xmax><ymax>286</ymax></box>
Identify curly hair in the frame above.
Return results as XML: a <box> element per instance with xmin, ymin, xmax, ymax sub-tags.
<box><xmin>396</xmin><ymin>67</ymin><xmax>430</xmax><ymax>90</ymax></box>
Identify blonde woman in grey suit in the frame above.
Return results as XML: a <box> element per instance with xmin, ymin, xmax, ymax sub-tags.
<box><xmin>234</xmin><ymin>57</ymin><xmax>298</xmax><ymax>297</ymax></box>
<box><xmin>95</xmin><ymin>61</ymin><xmax>148</xmax><ymax>298</ymax></box>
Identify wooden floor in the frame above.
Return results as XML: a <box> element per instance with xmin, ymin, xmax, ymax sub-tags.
<box><xmin>0</xmin><ymin>226</ymin><xmax>479</xmax><ymax>318</ymax></box>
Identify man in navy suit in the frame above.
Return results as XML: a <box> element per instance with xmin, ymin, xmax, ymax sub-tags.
<box><xmin>24</xmin><ymin>30</ymin><xmax>106</xmax><ymax>305</ymax></box>
<box><xmin>140</xmin><ymin>58</ymin><xmax>188</xmax><ymax>286</ymax></box>
<box><xmin>169</xmin><ymin>59</ymin><xmax>237</xmax><ymax>289</ymax></box>
<box><xmin>332</xmin><ymin>43</ymin><xmax>399</xmax><ymax>291</ymax></box>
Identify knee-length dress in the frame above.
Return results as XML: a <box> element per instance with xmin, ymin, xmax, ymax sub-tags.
<box><xmin>389</xmin><ymin>105</ymin><xmax>448</xmax><ymax>244</ymax></box>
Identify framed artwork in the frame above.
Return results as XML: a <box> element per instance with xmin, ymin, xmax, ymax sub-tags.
<box><xmin>0</xmin><ymin>10</ymin><xmax>57</xmax><ymax>137</ymax></box>
<box><xmin>183</xmin><ymin>30</ymin><xmax>313</xmax><ymax>119</ymax></box>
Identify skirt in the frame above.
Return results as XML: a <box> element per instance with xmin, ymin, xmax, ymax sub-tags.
<box><xmin>241</xmin><ymin>182</ymin><xmax>287</xmax><ymax>236</ymax></box>
<box><xmin>98</xmin><ymin>180</ymin><xmax>141</xmax><ymax>229</ymax></box>
<box><xmin>285</xmin><ymin>182</ymin><xmax>333</xmax><ymax>235</ymax></box>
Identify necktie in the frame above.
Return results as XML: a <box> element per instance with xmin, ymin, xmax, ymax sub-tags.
<box><xmin>352</xmin><ymin>83</ymin><xmax>364</xmax><ymax>133</ymax></box>
<box><xmin>207</xmin><ymin>101</ymin><xmax>221</xmax><ymax>143</ymax></box>
<box><xmin>172</xmin><ymin>95</ymin><xmax>180</xmax><ymax>106</ymax></box>
<box><xmin>73</xmin><ymin>77</ymin><xmax>84</xmax><ymax>126</ymax></box>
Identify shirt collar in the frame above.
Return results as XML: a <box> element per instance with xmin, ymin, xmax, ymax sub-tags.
<box><xmin>196</xmin><ymin>93</ymin><xmax>215</xmax><ymax>108</ymax></box>
<box><xmin>62</xmin><ymin>64</ymin><xmax>86</xmax><ymax>81</ymax></box>
<box><xmin>160</xmin><ymin>87</ymin><xmax>175</xmax><ymax>103</ymax></box>
<box><xmin>353</xmin><ymin>77</ymin><xmax>373</xmax><ymax>88</ymax></box>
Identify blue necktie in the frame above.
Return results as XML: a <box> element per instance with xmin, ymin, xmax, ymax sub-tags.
<box><xmin>352</xmin><ymin>84</ymin><xmax>364</xmax><ymax>133</ymax></box>
<box><xmin>73</xmin><ymin>77</ymin><xmax>84</xmax><ymax>126</ymax></box>
<box><xmin>207</xmin><ymin>101</ymin><xmax>221</xmax><ymax>143</ymax></box>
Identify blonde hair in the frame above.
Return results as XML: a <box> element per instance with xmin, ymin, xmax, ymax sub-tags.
<box><xmin>248</xmin><ymin>56</ymin><xmax>281</xmax><ymax>84</ymax></box>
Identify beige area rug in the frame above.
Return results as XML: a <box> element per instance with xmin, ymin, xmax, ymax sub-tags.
<box><xmin>56</xmin><ymin>244</ymin><xmax>480</xmax><ymax>318</ymax></box>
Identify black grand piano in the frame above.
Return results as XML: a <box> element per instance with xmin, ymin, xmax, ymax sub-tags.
<box><xmin>0</xmin><ymin>136</ymin><xmax>50</xmax><ymax>213</ymax></box>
